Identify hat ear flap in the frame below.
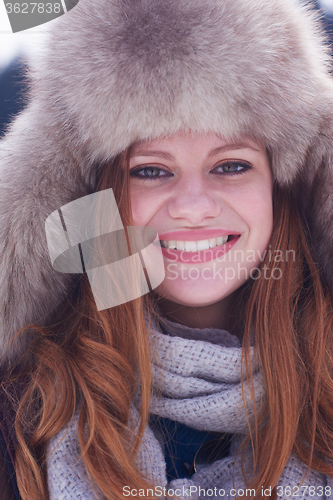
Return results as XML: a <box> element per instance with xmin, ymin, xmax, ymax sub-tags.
<box><xmin>299</xmin><ymin>128</ymin><xmax>333</xmax><ymax>291</ymax></box>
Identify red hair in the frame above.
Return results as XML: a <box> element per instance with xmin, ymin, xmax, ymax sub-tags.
<box><xmin>2</xmin><ymin>155</ymin><xmax>333</xmax><ymax>500</ymax></box>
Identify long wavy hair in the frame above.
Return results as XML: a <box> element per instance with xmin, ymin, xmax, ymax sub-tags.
<box><xmin>2</xmin><ymin>150</ymin><xmax>333</xmax><ymax>500</ymax></box>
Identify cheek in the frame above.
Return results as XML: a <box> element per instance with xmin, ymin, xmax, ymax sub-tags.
<box><xmin>130</xmin><ymin>187</ymin><xmax>166</xmax><ymax>227</ymax></box>
<box><xmin>130</xmin><ymin>199</ymin><xmax>146</xmax><ymax>226</ymax></box>
<box><xmin>129</xmin><ymin>189</ymin><xmax>152</xmax><ymax>226</ymax></box>
<box><xmin>247</xmin><ymin>190</ymin><xmax>274</xmax><ymax>249</ymax></box>
<box><xmin>231</xmin><ymin>181</ymin><xmax>273</xmax><ymax>246</ymax></box>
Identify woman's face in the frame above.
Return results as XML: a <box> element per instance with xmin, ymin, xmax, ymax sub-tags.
<box><xmin>129</xmin><ymin>132</ymin><xmax>273</xmax><ymax>309</ymax></box>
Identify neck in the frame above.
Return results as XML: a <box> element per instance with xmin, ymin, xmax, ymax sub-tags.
<box><xmin>155</xmin><ymin>289</ymin><xmax>244</xmax><ymax>340</ymax></box>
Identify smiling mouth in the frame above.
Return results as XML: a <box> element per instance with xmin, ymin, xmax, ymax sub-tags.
<box><xmin>159</xmin><ymin>235</ymin><xmax>238</xmax><ymax>252</ymax></box>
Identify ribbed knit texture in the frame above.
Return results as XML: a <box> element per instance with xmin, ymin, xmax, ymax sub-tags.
<box><xmin>47</xmin><ymin>318</ymin><xmax>330</xmax><ymax>499</ymax></box>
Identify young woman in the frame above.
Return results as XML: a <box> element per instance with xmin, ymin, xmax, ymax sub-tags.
<box><xmin>1</xmin><ymin>0</ymin><xmax>333</xmax><ymax>499</ymax></box>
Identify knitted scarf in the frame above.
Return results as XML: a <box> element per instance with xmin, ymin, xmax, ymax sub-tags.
<box><xmin>47</xmin><ymin>318</ymin><xmax>330</xmax><ymax>499</ymax></box>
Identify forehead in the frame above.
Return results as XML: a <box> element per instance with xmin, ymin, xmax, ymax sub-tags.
<box><xmin>130</xmin><ymin>132</ymin><xmax>265</xmax><ymax>158</ymax></box>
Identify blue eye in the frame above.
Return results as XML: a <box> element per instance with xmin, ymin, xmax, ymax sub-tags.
<box><xmin>212</xmin><ymin>161</ymin><xmax>252</xmax><ymax>175</ymax></box>
<box><xmin>130</xmin><ymin>166</ymin><xmax>173</xmax><ymax>180</ymax></box>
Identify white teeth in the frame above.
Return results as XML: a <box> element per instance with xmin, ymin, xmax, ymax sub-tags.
<box><xmin>161</xmin><ymin>235</ymin><xmax>230</xmax><ymax>251</ymax></box>
<box><xmin>185</xmin><ymin>241</ymin><xmax>197</xmax><ymax>252</ymax></box>
<box><xmin>168</xmin><ymin>240</ymin><xmax>177</xmax><ymax>249</ymax></box>
<box><xmin>176</xmin><ymin>240</ymin><xmax>185</xmax><ymax>250</ymax></box>
<box><xmin>197</xmin><ymin>239</ymin><xmax>210</xmax><ymax>251</ymax></box>
<box><xmin>218</xmin><ymin>236</ymin><xmax>228</xmax><ymax>245</ymax></box>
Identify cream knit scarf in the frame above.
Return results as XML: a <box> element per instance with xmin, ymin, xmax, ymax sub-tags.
<box><xmin>47</xmin><ymin>318</ymin><xmax>330</xmax><ymax>499</ymax></box>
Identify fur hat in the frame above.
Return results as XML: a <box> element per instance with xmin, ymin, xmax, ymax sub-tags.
<box><xmin>0</xmin><ymin>0</ymin><xmax>333</xmax><ymax>362</ymax></box>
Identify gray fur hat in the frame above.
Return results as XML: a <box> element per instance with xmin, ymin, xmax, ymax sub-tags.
<box><xmin>0</xmin><ymin>0</ymin><xmax>333</xmax><ymax>362</ymax></box>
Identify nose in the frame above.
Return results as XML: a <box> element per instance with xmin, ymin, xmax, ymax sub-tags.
<box><xmin>167</xmin><ymin>179</ymin><xmax>220</xmax><ymax>224</ymax></box>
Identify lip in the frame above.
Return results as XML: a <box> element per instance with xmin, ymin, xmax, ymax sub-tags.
<box><xmin>161</xmin><ymin>234</ymin><xmax>240</xmax><ymax>263</ymax></box>
<box><xmin>158</xmin><ymin>229</ymin><xmax>240</xmax><ymax>241</ymax></box>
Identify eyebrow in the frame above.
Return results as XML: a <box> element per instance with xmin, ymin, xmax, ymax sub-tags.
<box><xmin>131</xmin><ymin>150</ymin><xmax>175</xmax><ymax>161</ymax></box>
<box><xmin>208</xmin><ymin>144</ymin><xmax>260</xmax><ymax>157</ymax></box>
<box><xmin>131</xmin><ymin>143</ymin><xmax>260</xmax><ymax>161</ymax></box>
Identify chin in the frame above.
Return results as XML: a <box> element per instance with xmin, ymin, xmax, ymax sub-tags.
<box><xmin>154</xmin><ymin>281</ymin><xmax>237</xmax><ymax>308</ymax></box>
